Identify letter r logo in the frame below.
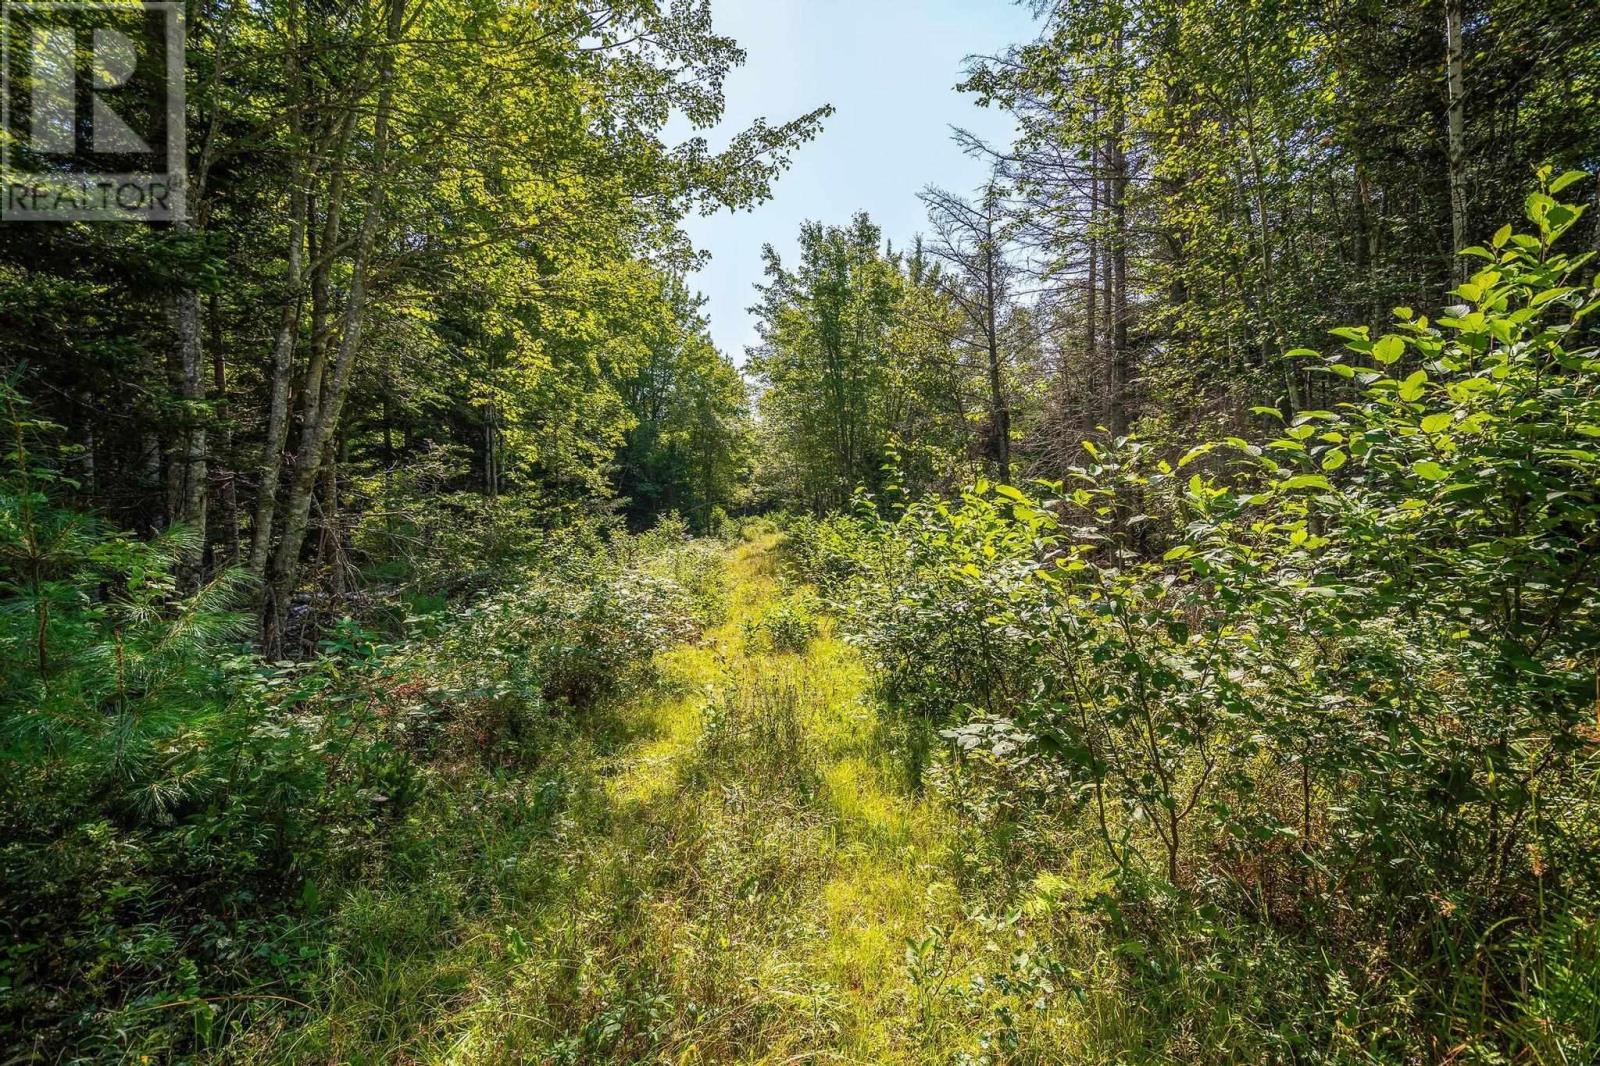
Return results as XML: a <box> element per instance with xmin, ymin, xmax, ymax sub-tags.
<box><xmin>29</xmin><ymin>24</ymin><xmax>150</xmax><ymax>154</ymax></box>
<box><xmin>2</xmin><ymin>2</ymin><xmax>187</xmax><ymax>222</ymax></box>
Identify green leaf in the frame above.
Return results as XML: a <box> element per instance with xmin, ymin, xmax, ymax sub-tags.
<box><xmin>1420</xmin><ymin>412</ymin><xmax>1453</xmax><ymax>434</ymax></box>
<box><xmin>1372</xmin><ymin>335</ymin><xmax>1405</xmax><ymax>365</ymax></box>
<box><xmin>1412</xmin><ymin>460</ymin><xmax>1449</xmax><ymax>481</ymax></box>
<box><xmin>1398</xmin><ymin>370</ymin><xmax>1428</xmax><ymax>402</ymax></box>
<box><xmin>1321</xmin><ymin>449</ymin><xmax>1347</xmax><ymax>472</ymax></box>
<box><xmin>1278</xmin><ymin>474</ymin><xmax>1332</xmax><ymax>492</ymax></box>
<box><xmin>1490</xmin><ymin>224</ymin><xmax>1512</xmax><ymax>249</ymax></box>
<box><xmin>1530</xmin><ymin>286</ymin><xmax>1575</xmax><ymax>308</ymax></box>
<box><xmin>1548</xmin><ymin>170</ymin><xmax>1588</xmax><ymax>194</ymax></box>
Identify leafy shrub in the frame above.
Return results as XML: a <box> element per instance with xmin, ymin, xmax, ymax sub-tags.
<box><xmin>821</xmin><ymin>179</ymin><xmax>1600</xmax><ymax>1058</ymax></box>
<box><xmin>626</xmin><ymin>512</ymin><xmax>730</xmax><ymax>630</ymax></box>
<box><xmin>738</xmin><ymin>515</ymin><xmax>778</xmax><ymax>542</ymax></box>
<box><xmin>745</xmin><ymin>590</ymin><xmax>820</xmax><ymax>652</ymax></box>
<box><xmin>0</xmin><ymin>393</ymin><xmax>716</xmax><ymax>1062</ymax></box>
<box><xmin>780</xmin><ymin>511</ymin><xmax>885</xmax><ymax>599</ymax></box>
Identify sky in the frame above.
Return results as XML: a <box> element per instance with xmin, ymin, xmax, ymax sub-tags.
<box><xmin>679</xmin><ymin>0</ymin><xmax>1040</xmax><ymax>364</ymax></box>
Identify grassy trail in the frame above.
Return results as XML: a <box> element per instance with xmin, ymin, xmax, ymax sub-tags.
<box><xmin>568</xmin><ymin>531</ymin><xmax>965</xmax><ymax>1063</ymax></box>
<box><xmin>288</xmin><ymin>533</ymin><xmax>997</xmax><ymax>1063</ymax></box>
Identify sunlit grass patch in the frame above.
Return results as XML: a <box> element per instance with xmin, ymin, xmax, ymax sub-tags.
<box><xmin>820</xmin><ymin>757</ymin><xmax>914</xmax><ymax>849</ymax></box>
<box><xmin>249</xmin><ymin>532</ymin><xmax>1111</xmax><ymax>1065</ymax></box>
<box><xmin>605</xmin><ymin>691</ymin><xmax>702</xmax><ymax>806</ymax></box>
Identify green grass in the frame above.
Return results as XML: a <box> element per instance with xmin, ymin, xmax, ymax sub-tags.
<box><xmin>219</xmin><ymin>534</ymin><xmax>1197</xmax><ymax>1064</ymax></box>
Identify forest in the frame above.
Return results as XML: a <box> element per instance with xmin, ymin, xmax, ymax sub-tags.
<box><xmin>2</xmin><ymin>0</ymin><xmax>1598</xmax><ymax>1062</ymax></box>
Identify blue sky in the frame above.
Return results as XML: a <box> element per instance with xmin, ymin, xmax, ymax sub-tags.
<box><xmin>680</xmin><ymin>0</ymin><xmax>1039</xmax><ymax>363</ymax></box>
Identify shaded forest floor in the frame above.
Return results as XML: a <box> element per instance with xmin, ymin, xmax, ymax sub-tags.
<box><xmin>243</xmin><ymin>533</ymin><xmax>1078</xmax><ymax>1063</ymax></box>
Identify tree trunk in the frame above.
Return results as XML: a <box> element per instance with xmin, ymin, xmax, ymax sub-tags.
<box><xmin>1444</xmin><ymin>0</ymin><xmax>1469</xmax><ymax>283</ymax></box>
<box><xmin>1106</xmin><ymin>117</ymin><xmax>1131</xmax><ymax>436</ymax></box>
<box><xmin>483</xmin><ymin>402</ymin><xmax>498</xmax><ymax>498</ymax></box>
<box><xmin>383</xmin><ymin>394</ymin><xmax>395</xmax><ymax>539</ymax></box>
<box><xmin>167</xmin><ymin>280</ymin><xmax>208</xmax><ymax>589</ymax></box>
<box><xmin>247</xmin><ymin>200</ymin><xmax>304</xmax><ymax>586</ymax></box>
<box><xmin>210</xmin><ymin>293</ymin><xmax>240</xmax><ymax>568</ymax></box>
<box><xmin>266</xmin><ymin>0</ymin><xmax>407</xmax><ymax>649</ymax></box>
<box><xmin>983</xmin><ymin>213</ymin><xmax>1011</xmax><ymax>484</ymax></box>
<box><xmin>1084</xmin><ymin>154</ymin><xmax>1099</xmax><ymax>402</ymax></box>
<box><xmin>1238</xmin><ymin>36</ymin><xmax>1302</xmax><ymax>413</ymax></box>
<box><xmin>163</xmin><ymin>0</ymin><xmax>242</xmax><ymax>582</ymax></box>
<box><xmin>248</xmin><ymin>0</ymin><xmax>308</xmax><ymax>590</ymax></box>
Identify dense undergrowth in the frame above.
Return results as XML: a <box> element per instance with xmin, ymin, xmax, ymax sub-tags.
<box><xmin>0</xmin><ymin>401</ymin><xmax>729</xmax><ymax>1060</ymax></box>
<box><xmin>782</xmin><ymin>192</ymin><xmax>1600</xmax><ymax>1061</ymax></box>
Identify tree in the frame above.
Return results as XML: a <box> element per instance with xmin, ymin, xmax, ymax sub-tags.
<box><xmin>1445</xmin><ymin>0</ymin><xmax>1469</xmax><ymax>279</ymax></box>
<box><xmin>0</xmin><ymin>0</ymin><xmax>830</xmax><ymax>652</ymax></box>
<box><xmin>615</xmin><ymin>278</ymin><xmax>753</xmax><ymax>529</ymax></box>
<box><xmin>920</xmin><ymin>181</ymin><xmax>1023</xmax><ymax>482</ymax></box>
<box><xmin>748</xmin><ymin>215</ymin><xmax>904</xmax><ymax>511</ymax></box>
